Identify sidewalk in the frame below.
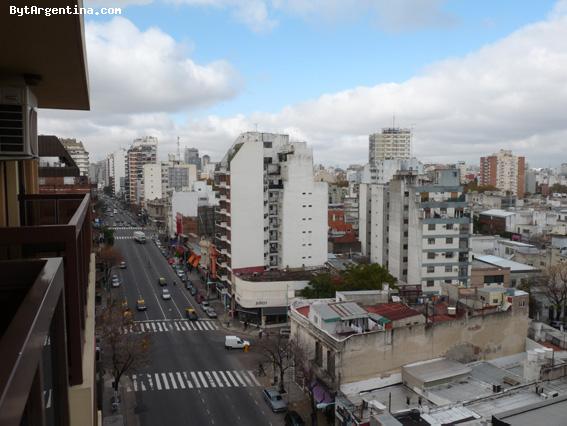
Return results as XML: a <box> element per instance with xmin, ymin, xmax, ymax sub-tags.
<box><xmin>101</xmin><ymin>374</ymin><xmax>139</xmax><ymax>426</ymax></box>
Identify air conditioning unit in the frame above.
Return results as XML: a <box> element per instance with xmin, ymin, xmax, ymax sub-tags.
<box><xmin>0</xmin><ymin>85</ymin><xmax>38</xmax><ymax>160</ymax></box>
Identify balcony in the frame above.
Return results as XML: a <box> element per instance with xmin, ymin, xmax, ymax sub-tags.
<box><xmin>0</xmin><ymin>258</ymin><xmax>69</xmax><ymax>426</ymax></box>
<box><xmin>0</xmin><ymin>193</ymin><xmax>92</xmax><ymax>387</ymax></box>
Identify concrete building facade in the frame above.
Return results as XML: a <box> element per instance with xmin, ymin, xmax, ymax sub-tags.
<box><xmin>480</xmin><ymin>149</ymin><xmax>526</xmax><ymax>198</ymax></box>
<box><xmin>61</xmin><ymin>138</ymin><xmax>89</xmax><ymax>177</ymax></box>
<box><xmin>369</xmin><ymin>128</ymin><xmax>411</xmax><ymax>163</ymax></box>
<box><xmin>126</xmin><ymin>136</ymin><xmax>158</xmax><ymax>204</ymax></box>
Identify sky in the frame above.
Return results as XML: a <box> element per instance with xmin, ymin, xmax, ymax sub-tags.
<box><xmin>38</xmin><ymin>0</ymin><xmax>567</xmax><ymax>168</ymax></box>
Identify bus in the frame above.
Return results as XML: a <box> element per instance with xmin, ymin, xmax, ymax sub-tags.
<box><xmin>133</xmin><ymin>231</ymin><xmax>146</xmax><ymax>244</ymax></box>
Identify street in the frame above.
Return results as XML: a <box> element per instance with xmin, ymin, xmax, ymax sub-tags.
<box><xmin>106</xmin><ymin>207</ymin><xmax>283</xmax><ymax>426</ymax></box>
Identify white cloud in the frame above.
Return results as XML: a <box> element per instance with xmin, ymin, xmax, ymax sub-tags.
<box><xmin>40</xmin><ymin>3</ymin><xmax>567</xmax><ymax>169</ymax></box>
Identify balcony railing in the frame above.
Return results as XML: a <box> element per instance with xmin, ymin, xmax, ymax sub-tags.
<box><xmin>0</xmin><ymin>193</ymin><xmax>92</xmax><ymax>386</ymax></box>
<box><xmin>0</xmin><ymin>258</ymin><xmax>70</xmax><ymax>426</ymax></box>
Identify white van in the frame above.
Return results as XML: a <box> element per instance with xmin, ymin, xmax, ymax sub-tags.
<box><xmin>225</xmin><ymin>335</ymin><xmax>250</xmax><ymax>350</ymax></box>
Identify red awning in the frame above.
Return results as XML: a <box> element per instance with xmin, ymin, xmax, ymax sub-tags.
<box><xmin>188</xmin><ymin>254</ymin><xmax>196</xmax><ymax>264</ymax></box>
<box><xmin>191</xmin><ymin>256</ymin><xmax>201</xmax><ymax>267</ymax></box>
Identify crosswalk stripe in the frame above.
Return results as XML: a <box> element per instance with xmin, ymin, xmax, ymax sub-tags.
<box><xmin>183</xmin><ymin>372</ymin><xmax>194</xmax><ymax>389</ymax></box>
<box><xmin>155</xmin><ymin>373</ymin><xmax>162</xmax><ymax>390</ymax></box>
<box><xmin>168</xmin><ymin>322</ymin><xmax>174</xmax><ymax>330</ymax></box>
<box><xmin>151</xmin><ymin>323</ymin><xmax>157</xmax><ymax>332</ymax></box>
<box><xmin>156</xmin><ymin>323</ymin><xmax>163</xmax><ymax>332</ymax></box>
<box><xmin>212</xmin><ymin>371</ymin><xmax>224</xmax><ymax>387</ymax></box>
<box><xmin>191</xmin><ymin>372</ymin><xmax>201</xmax><ymax>389</ymax></box>
<box><xmin>141</xmin><ymin>381</ymin><xmax>147</xmax><ymax>391</ymax></box>
<box><xmin>218</xmin><ymin>371</ymin><xmax>232</xmax><ymax>387</ymax></box>
<box><xmin>178</xmin><ymin>321</ymin><xmax>187</xmax><ymax>331</ymax></box>
<box><xmin>241</xmin><ymin>371</ymin><xmax>254</xmax><ymax>386</ymax></box>
<box><xmin>247</xmin><ymin>371</ymin><xmax>261</xmax><ymax>386</ymax></box>
<box><xmin>169</xmin><ymin>372</ymin><xmax>178</xmax><ymax>389</ymax></box>
<box><xmin>225</xmin><ymin>371</ymin><xmax>239</xmax><ymax>387</ymax></box>
<box><xmin>132</xmin><ymin>375</ymin><xmax>138</xmax><ymax>392</ymax></box>
<box><xmin>197</xmin><ymin>372</ymin><xmax>209</xmax><ymax>388</ymax></box>
<box><xmin>204</xmin><ymin>371</ymin><xmax>216</xmax><ymax>387</ymax></box>
<box><xmin>195</xmin><ymin>322</ymin><xmax>204</xmax><ymax>331</ymax></box>
<box><xmin>174</xmin><ymin>322</ymin><xmax>181</xmax><ymax>331</ymax></box>
<box><xmin>187</xmin><ymin>322</ymin><xmax>196</xmax><ymax>330</ymax></box>
<box><xmin>176</xmin><ymin>372</ymin><xmax>186</xmax><ymax>389</ymax></box>
<box><xmin>161</xmin><ymin>373</ymin><xmax>170</xmax><ymax>390</ymax></box>
<box><xmin>147</xmin><ymin>374</ymin><xmax>154</xmax><ymax>390</ymax></box>
<box><xmin>232</xmin><ymin>371</ymin><xmax>247</xmax><ymax>386</ymax></box>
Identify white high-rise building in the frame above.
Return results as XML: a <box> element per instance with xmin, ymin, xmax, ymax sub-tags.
<box><xmin>106</xmin><ymin>148</ymin><xmax>126</xmax><ymax>196</ymax></box>
<box><xmin>369</xmin><ymin>128</ymin><xmax>411</xmax><ymax>163</ymax></box>
<box><xmin>359</xmin><ymin>168</ymin><xmax>471</xmax><ymax>294</ymax></box>
<box><xmin>142</xmin><ymin>163</ymin><xmax>163</xmax><ymax>203</ymax></box>
<box><xmin>61</xmin><ymin>138</ymin><xmax>90</xmax><ymax>177</ymax></box>
<box><xmin>126</xmin><ymin>136</ymin><xmax>158</xmax><ymax>204</ymax></box>
<box><xmin>215</xmin><ymin>132</ymin><xmax>328</xmax><ymax>305</ymax></box>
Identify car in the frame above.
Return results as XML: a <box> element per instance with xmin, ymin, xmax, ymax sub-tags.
<box><xmin>185</xmin><ymin>308</ymin><xmax>198</xmax><ymax>320</ymax></box>
<box><xmin>262</xmin><ymin>388</ymin><xmax>288</xmax><ymax>413</ymax></box>
<box><xmin>200</xmin><ymin>300</ymin><xmax>210</xmax><ymax>310</ymax></box>
<box><xmin>225</xmin><ymin>335</ymin><xmax>250</xmax><ymax>350</ymax></box>
<box><xmin>119</xmin><ymin>261</ymin><xmax>127</xmax><ymax>269</ymax></box>
<box><xmin>190</xmin><ymin>287</ymin><xmax>197</xmax><ymax>296</ymax></box>
<box><xmin>185</xmin><ymin>281</ymin><xmax>192</xmax><ymax>290</ymax></box>
<box><xmin>550</xmin><ymin>320</ymin><xmax>566</xmax><ymax>330</ymax></box>
<box><xmin>158</xmin><ymin>277</ymin><xmax>167</xmax><ymax>286</ymax></box>
<box><xmin>205</xmin><ymin>307</ymin><xmax>217</xmax><ymax>318</ymax></box>
<box><xmin>162</xmin><ymin>289</ymin><xmax>171</xmax><ymax>300</ymax></box>
<box><xmin>136</xmin><ymin>299</ymin><xmax>147</xmax><ymax>311</ymax></box>
<box><xmin>284</xmin><ymin>411</ymin><xmax>305</xmax><ymax>426</ymax></box>
<box><xmin>111</xmin><ymin>275</ymin><xmax>120</xmax><ymax>287</ymax></box>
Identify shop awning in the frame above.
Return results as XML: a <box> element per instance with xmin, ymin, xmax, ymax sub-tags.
<box><xmin>191</xmin><ymin>256</ymin><xmax>201</xmax><ymax>267</ymax></box>
<box><xmin>188</xmin><ymin>254</ymin><xmax>196</xmax><ymax>264</ymax></box>
<box><xmin>262</xmin><ymin>306</ymin><xmax>288</xmax><ymax>316</ymax></box>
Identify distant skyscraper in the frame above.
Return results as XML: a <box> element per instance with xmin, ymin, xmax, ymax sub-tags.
<box><xmin>480</xmin><ymin>149</ymin><xmax>525</xmax><ymax>198</ymax></box>
<box><xmin>202</xmin><ymin>154</ymin><xmax>211</xmax><ymax>167</ymax></box>
<box><xmin>60</xmin><ymin>138</ymin><xmax>89</xmax><ymax>177</ymax></box>
<box><xmin>369</xmin><ymin>128</ymin><xmax>411</xmax><ymax>163</ymax></box>
<box><xmin>184</xmin><ymin>147</ymin><xmax>201</xmax><ymax>170</ymax></box>
<box><xmin>126</xmin><ymin>136</ymin><xmax>158</xmax><ymax>204</ymax></box>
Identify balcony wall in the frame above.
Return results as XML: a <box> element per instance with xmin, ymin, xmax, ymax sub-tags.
<box><xmin>0</xmin><ymin>258</ymin><xmax>70</xmax><ymax>426</ymax></box>
<box><xmin>0</xmin><ymin>193</ymin><xmax>92</xmax><ymax>386</ymax></box>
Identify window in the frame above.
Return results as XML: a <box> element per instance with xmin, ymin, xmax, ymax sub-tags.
<box><xmin>445</xmin><ymin>252</ymin><xmax>454</xmax><ymax>258</ymax></box>
<box><xmin>428</xmin><ymin>224</ymin><xmax>436</xmax><ymax>231</ymax></box>
<box><xmin>427</xmin><ymin>266</ymin><xmax>435</xmax><ymax>273</ymax></box>
<box><xmin>445</xmin><ymin>265</ymin><xmax>452</xmax><ymax>273</ymax></box>
<box><xmin>404</xmin><ymin>191</ymin><xmax>409</xmax><ymax>197</ymax></box>
<box><xmin>446</xmin><ymin>224</ymin><xmax>453</xmax><ymax>230</ymax></box>
<box><xmin>403</xmin><ymin>244</ymin><xmax>408</xmax><ymax>250</ymax></box>
<box><xmin>404</xmin><ymin>231</ymin><xmax>408</xmax><ymax>237</ymax></box>
<box><xmin>403</xmin><ymin>257</ymin><xmax>408</xmax><ymax>262</ymax></box>
<box><xmin>428</xmin><ymin>238</ymin><xmax>435</xmax><ymax>245</ymax></box>
<box><xmin>427</xmin><ymin>252</ymin><xmax>435</xmax><ymax>259</ymax></box>
<box><xmin>263</xmin><ymin>141</ymin><xmax>272</xmax><ymax>148</ymax></box>
<box><xmin>446</xmin><ymin>238</ymin><xmax>453</xmax><ymax>244</ymax></box>
<box><xmin>404</xmin><ymin>219</ymin><xmax>409</xmax><ymax>224</ymax></box>
<box><xmin>402</xmin><ymin>269</ymin><xmax>407</xmax><ymax>275</ymax></box>
<box><xmin>484</xmin><ymin>275</ymin><xmax>504</xmax><ymax>284</ymax></box>
<box><xmin>426</xmin><ymin>280</ymin><xmax>435</xmax><ymax>287</ymax></box>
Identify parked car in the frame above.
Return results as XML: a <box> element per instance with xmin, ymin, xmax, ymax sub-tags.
<box><xmin>262</xmin><ymin>388</ymin><xmax>287</xmax><ymax>413</ymax></box>
<box><xmin>136</xmin><ymin>298</ymin><xmax>147</xmax><ymax>311</ymax></box>
<box><xmin>205</xmin><ymin>307</ymin><xmax>217</xmax><ymax>318</ymax></box>
<box><xmin>185</xmin><ymin>308</ymin><xmax>198</xmax><ymax>320</ymax></box>
<box><xmin>162</xmin><ymin>289</ymin><xmax>171</xmax><ymax>300</ymax></box>
<box><xmin>158</xmin><ymin>277</ymin><xmax>167</xmax><ymax>286</ymax></box>
<box><xmin>550</xmin><ymin>320</ymin><xmax>566</xmax><ymax>330</ymax></box>
<box><xmin>111</xmin><ymin>275</ymin><xmax>120</xmax><ymax>287</ymax></box>
<box><xmin>284</xmin><ymin>411</ymin><xmax>305</xmax><ymax>426</ymax></box>
<box><xmin>190</xmin><ymin>287</ymin><xmax>197</xmax><ymax>297</ymax></box>
<box><xmin>185</xmin><ymin>281</ymin><xmax>192</xmax><ymax>290</ymax></box>
<box><xmin>119</xmin><ymin>261</ymin><xmax>127</xmax><ymax>269</ymax></box>
<box><xmin>225</xmin><ymin>335</ymin><xmax>250</xmax><ymax>350</ymax></box>
<box><xmin>200</xmin><ymin>300</ymin><xmax>210</xmax><ymax>310</ymax></box>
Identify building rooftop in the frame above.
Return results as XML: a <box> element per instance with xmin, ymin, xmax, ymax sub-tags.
<box><xmin>473</xmin><ymin>254</ymin><xmax>539</xmax><ymax>272</ymax></box>
<box><xmin>235</xmin><ymin>267</ymin><xmax>327</xmax><ymax>282</ymax></box>
<box><xmin>403</xmin><ymin>358</ymin><xmax>471</xmax><ymax>385</ymax></box>
<box><xmin>312</xmin><ymin>301</ymin><xmax>368</xmax><ymax>321</ymax></box>
<box><xmin>365</xmin><ymin>303</ymin><xmax>422</xmax><ymax>321</ymax></box>
<box><xmin>480</xmin><ymin>209</ymin><xmax>516</xmax><ymax>217</ymax></box>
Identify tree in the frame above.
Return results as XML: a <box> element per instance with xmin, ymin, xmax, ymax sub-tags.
<box><xmin>258</xmin><ymin>333</ymin><xmax>303</xmax><ymax>393</ymax></box>
<box><xmin>550</xmin><ymin>183</ymin><xmax>567</xmax><ymax>194</ymax></box>
<box><xmin>102</xmin><ymin>226</ymin><xmax>115</xmax><ymax>245</ymax></box>
<box><xmin>103</xmin><ymin>186</ymin><xmax>113</xmax><ymax>196</ymax></box>
<box><xmin>341</xmin><ymin>263</ymin><xmax>396</xmax><ymax>291</ymax></box>
<box><xmin>540</xmin><ymin>264</ymin><xmax>567</xmax><ymax>321</ymax></box>
<box><xmin>300</xmin><ymin>273</ymin><xmax>338</xmax><ymax>299</ymax></box>
<box><xmin>98</xmin><ymin>245</ymin><xmax>123</xmax><ymax>291</ymax></box>
<box><xmin>97</xmin><ymin>300</ymin><xmax>151</xmax><ymax>393</ymax></box>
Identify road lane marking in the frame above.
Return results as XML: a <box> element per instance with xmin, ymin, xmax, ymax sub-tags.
<box><xmin>218</xmin><ymin>371</ymin><xmax>232</xmax><ymax>387</ymax></box>
<box><xmin>140</xmin><ymin>381</ymin><xmax>147</xmax><ymax>391</ymax></box>
<box><xmin>147</xmin><ymin>374</ymin><xmax>154</xmax><ymax>390</ymax></box>
<box><xmin>225</xmin><ymin>371</ymin><xmax>239</xmax><ymax>387</ymax></box>
<box><xmin>197</xmin><ymin>372</ymin><xmax>209</xmax><ymax>388</ymax></box>
<box><xmin>247</xmin><ymin>371</ymin><xmax>261</xmax><ymax>386</ymax></box>
<box><xmin>161</xmin><ymin>373</ymin><xmax>170</xmax><ymax>390</ymax></box>
<box><xmin>154</xmin><ymin>374</ymin><xmax>162</xmax><ymax>390</ymax></box>
<box><xmin>232</xmin><ymin>371</ymin><xmax>247</xmax><ymax>386</ymax></box>
<box><xmin>204</xmin><ymin>371</ymin><xmax>216</xmax><ymax>387</ymax></box>
<box><xmin>183</xmin><ymin>372</ymin><xmax>194</xmax><ymax>389</ymax></box>
<box><xmin>156</xmin><ymin>322</ymin><xmax>163</xmax><ymax>332</ymax></box>
<box><xmin>195</xmin><ymin>322</ymin><xmax>204</xmax><ymax>331</ymax></box>
<box><xmin>168</xmin><ymin>372</ymin><xmax>178</xmax><ymax>389</ymax></box>
<box><xmin>132</xmin><ymin>375</ymin><xmax>138</xmax><ymax>392</ymax></box>
<box><xmin>191</xmin><ymin>372</ymin><xmax>201</xmax><ymax>388</ymax></box>
<box><xmin>178</xmin><ymin>321</ymin><xmax>186</xmax><ymax>330</ymax></box>
<box><xmin>241</xmin><ymin>372</ymin><xmax>254</xmax><ymax>387</ymax></box>
<box><xmin>212</xmin><ymin>371</ymin><xmax>224</xmax><ymax>387</ymax></box>
<box><xmin>177</xmin><ymin>371</ymin><xmax>188</xmax><ymax>389</ymax></box>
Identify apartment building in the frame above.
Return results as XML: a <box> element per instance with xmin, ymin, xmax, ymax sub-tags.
<box><xmin>61</xmin><ymin>138</ymin><xmax>90</xmax><ymax>177</ymax></box>
<box><xmin>369</xmin><ymin>127</ymin><xmax>411</xmax><ymax>163</ymax></box>
<box><xmin>480</xmin><ymin>149</ymin><xmax>526</xmax><ymax>198</ymax></box>
<box><xmin>214</xmin><ymin>132</ymin><xmax>327</xmax><ymax>310</ymax></box>
<box><xmin>184</xmin><ymin>147</ymin><xmax>201</xmax><ymax>170</ymax></box>
<box><xmin>360</xmin><ymin>168</ymin><xmax>472</xmax><ymax>293</ymax></box>
<box><xmin>106</xmin><ymin>148</ymin><xmax>126</xmax><ymax>197</ymax></box>
<box><xmin>142</xmin><ymin>163</ymin><xmax>163</xmax><ymax>202</ymax></box>
<box><xmin>0</xmin><ymin>4</ymin><xmax>97</xmax><ymax>424</ymax></box>
<box><xmin>168</xmin><ymin>163</ymin><xmax>197</xmax><ymax>191</ymax></box>
<box><xmin>125</xmin><ymin>136</ymin><xmax>158</xmax><ymax>204</ymax></box>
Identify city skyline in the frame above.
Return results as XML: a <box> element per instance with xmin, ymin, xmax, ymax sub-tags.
<box><xmin>37</xmin><ymin>0</ymin><xmax>567</xmax><ymax>167</ymax></box>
